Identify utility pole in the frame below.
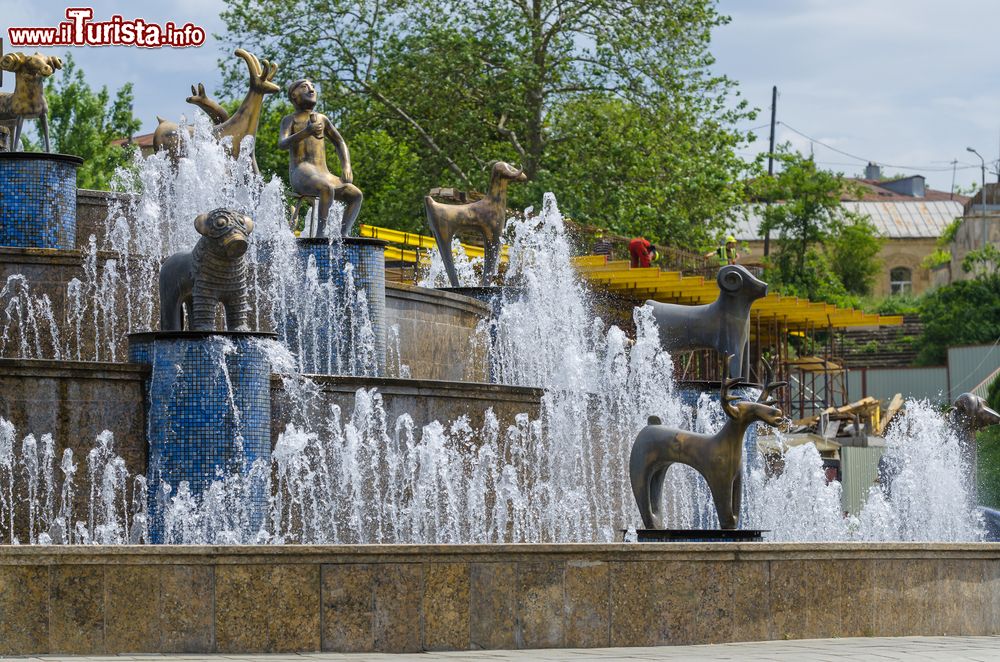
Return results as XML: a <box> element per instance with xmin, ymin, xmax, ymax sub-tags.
<box><xmin>763</xmin><ymin>85</ymin><xmax>777</xmax><ymax>258</ymax></box>
<box><xmin>950</xmin><ymin>159</ymin><xmax>957</xmax><ymax>200</ymax></box>
<box><xmin>967</xmin><ymin>146</ymin><xmax>988</xmax><ymax>250</ymax></box>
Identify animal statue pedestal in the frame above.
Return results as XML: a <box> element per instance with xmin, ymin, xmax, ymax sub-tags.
<box><xmin>438</xmin><ymin>285</ymin><xmax>526</xmax><ymax>383</ymax></box>
<box><xmin>266</xmin><ymin>237</ymin><xmax>387</xmax><ymax>376</ymax></box>
<box><xmin>0</xmin><ymin>152</ymin><xmax>82</xmax><ymax>248</ymax></box>
<box><xmin>128</xmin><ymin>331</ymin><xmax>276</xmax><ymax>544</ymax></box>
<box><xmin>624</xmin><ymin>528</ymin><xmax>764</xmax><ymax>542</ymax></box>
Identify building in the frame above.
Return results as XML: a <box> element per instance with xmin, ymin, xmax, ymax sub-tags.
<box><xmin>733</xmin><ymin>165</ymin><xmax>968</xmax><ymax>296</ymax></box>
<box><xmin>110</xmin><ymin>131</ymin><xmax>156</xmax><ymax>157</ymax></box>
<box><xmin>940</xmin><ymin>183</ymin><xmax>1000</xmax><ymax>284</ymax></box>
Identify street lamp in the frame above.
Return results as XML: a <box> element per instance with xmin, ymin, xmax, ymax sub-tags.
<box><xmin>967</xmin><ymin>147</ymin><xmax>988</xmax><ymax>249</ymax></box>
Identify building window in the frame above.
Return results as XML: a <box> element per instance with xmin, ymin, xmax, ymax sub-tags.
<box><xmin>890</xmin><ymin>267</ymin><xmax>912</xmax><ymax>295</ymax></box>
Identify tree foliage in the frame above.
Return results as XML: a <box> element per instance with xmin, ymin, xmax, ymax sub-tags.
<box><xmin>751</xmin><ymin>148</ymin><xmax>882</xmax><ymax>301</ymax></box>
<box><xmin>915</xmin><ymin>273</ymin><xmax>1000</xmax><ymax>365</ymax></box>
<box><xmin>24</xmin><ymin>54</ymin><xmax>140</xmax><ymax>190</ymax></box>
<box><xmin>218</xmin><ymin>0</ymin><xmax>755</xmax><ymax>245</ymax></box>
<box><xmin>828</xmin><ymin>212</ymin><xmax>884</xmax><ymax>295</ymax></box>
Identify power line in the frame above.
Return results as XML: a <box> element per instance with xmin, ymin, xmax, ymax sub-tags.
<box><xmin>776</xmin><ymin>121</ymin><xmax>980</xmax><ymax>173</ymax></box>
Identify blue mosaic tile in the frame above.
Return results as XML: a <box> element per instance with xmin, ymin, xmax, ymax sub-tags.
<box><xmin>272</xmin><ymin>238</ymin><xmax>386</xmax><ymax>376</ymax></box>
<box><xmin>0</xmin><ymin>154</ymin><xmax>80</xmax><ymax>249</ymax></box>
<box><xmin>129</xmin><ymin>333</ymin><xmax>272</xmax><ymax>543</ymax></box>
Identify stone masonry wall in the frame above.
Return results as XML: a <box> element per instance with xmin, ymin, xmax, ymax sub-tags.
<box><xmin>0</xmin><ymin>543</ymin><xmax>998</xmax><ymax>654</ymax></box>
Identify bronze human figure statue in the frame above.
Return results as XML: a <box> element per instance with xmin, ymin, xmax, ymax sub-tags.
<box><xmin>630</xmin><ymin>360</ymin><xmax>786</xmax><ymax>530</ymax></box>
<box><xmin>645</xmin><ymin>264</ymin><xmax>766</xmax><ymax>379</ymax></box>
<box><xmin>0</xmin><ymin>51</ymin><xmax>63</xmax><ymax>152</ymax></box>
<box><xmin>425</xmin><ymin>161</ymin><xmax>527</xmax><ymax>287</ymax></box>
<box><xmin>153</xmin><ymin>49</ymin><xmax>279</xmax><ymax>172</ymax></box>
<box><xmin>278</xmin><ymin>79</ymin><xmax>363</xmax><ymax>237</ymax></box>
<box><xmin>159</xmin><ymin>208</ymin><xmax>255</xmax><ymax>332</ymax></box>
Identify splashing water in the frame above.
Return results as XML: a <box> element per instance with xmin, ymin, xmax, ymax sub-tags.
<box><xmin>0</xmin><ymin>118</ymin><xmax>986</xmax><ymax>543</ymax></box>
<box><xmin>418</xmin><ymin>243</ymin><xmax>481</xmax><ymax>288</ymax></box>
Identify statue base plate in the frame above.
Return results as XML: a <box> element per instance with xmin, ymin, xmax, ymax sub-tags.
<box><xmin>622</xmin><ymin>529</ymin><xmax>765</xmax><ymax>543</ymax></box>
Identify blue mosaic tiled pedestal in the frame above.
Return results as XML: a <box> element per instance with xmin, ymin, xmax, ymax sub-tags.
<box><xmin>275</xmin><ymin>237</ymin><xmax>387</xmax><ymax>376</ymax></box>
<box><xmin>0</xmin><ymin>152</ymin><xmax>82</xmax><ymax>249</ymax></box>
<box><xmin>128</xmin><ymin>331</ymin><xmax>275</xmax><ymax>543</ymax></box>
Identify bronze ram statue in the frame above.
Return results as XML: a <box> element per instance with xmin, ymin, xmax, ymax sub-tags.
<box><xmin>0</xmin><ymin>51</ymin><xmax>62</xmax><ymax>152</ymax></box>
<box><xmin>425</xmin><ymin>161</ymin><xmax>527</xmax><ymax>287</ymax></box>
<box><xmin>630</xmin><ymin>360</ymin><xmax>786</xmax><ymax>530</ymax></box>
<box><xmin>153</xmin><ymin>49</ymin><xmax>279</xmax><ymax>172</ymax></box>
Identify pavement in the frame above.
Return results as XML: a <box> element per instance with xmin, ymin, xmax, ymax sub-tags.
<box><xmin>6</xmin><ymin>637</ymin><xmax>1000</xmax><ymax>661</ymax></box>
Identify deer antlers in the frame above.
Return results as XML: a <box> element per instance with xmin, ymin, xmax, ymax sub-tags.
<box><xmin>719</xmin><ymin>356</ymin><xmax>787</xmax><ymax>419</ymax></box>
<box><xmin>235</xmin><ymin>48</ymin><xmax>279</xmax><ymax>94</ymax></box>
<box><xmin>756</xmin><ymin>360</ymin><xmax>787</xmax><ymax>405</ymax></box>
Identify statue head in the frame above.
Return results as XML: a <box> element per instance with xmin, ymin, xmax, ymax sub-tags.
<box><xmin>194</xmin><ymin>208</ymin><xmax>255</xmax><ymax>258</ymax></box>
<box><xmin>718</xmin><ymin>264</ymin><xmax>767</xmax><ymax>301</ymax></box>
<box><xmin>0</xmin><ymin>52</ymin><xmax>62</xmax><ymax>79</ymax></box>
<box><xmin>951</xmin><ymin>393</ymin><xmax>1000</xmax><ymax>433</ymax></box>
<box><xmin>287</xmin><ymin>78</ymin><xmax>317</xmax><ymax>110</ymax></box>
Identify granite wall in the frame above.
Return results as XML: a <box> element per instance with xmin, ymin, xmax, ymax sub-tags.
<box><xmin>272</xmin><ymin>375</ymin><xmax>541</xmax><ymax>438</ymax></box>
<box><xmin>0</xmin><ymin>543</ymin><xmax>998</xmax><ymax>655</ymax></box>
<box><xmin>385</xmin><ymin>283</ymin><xmax>490</xmax><ymax>382</ymax></box>
<box><xmin>0</xmin><ymin>360</ymin><xmax>540</xmax><ymax>483</ymax></box>
<box><xmin>0</xmin><ymin>359</ymin><xmax>147</xmax><ymax>478</ymax></box>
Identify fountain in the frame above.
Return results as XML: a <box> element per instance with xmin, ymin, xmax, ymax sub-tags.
<box><xmin>0</xmin><ymin>46</ymin><xmax>997</xmax><ymax>656</ymax></box>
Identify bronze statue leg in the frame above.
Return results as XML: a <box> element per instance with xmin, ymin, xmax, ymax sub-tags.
<box><xmin>335</xmin><ymin>184</ymin><xmax>363</xmax><ymax>236</ymax></box>
<box><xmin>732</xmin><ymin>471</ymin><xmax>743</xmax><ymax>525</ymax></box>
<box><xmin>12</xmin><ymin>117</ymin><xmax>23</xmax><ymax>152</ymax></box>
<box><xmin>482</xmin><ymin>231</ymin><xmax>500</xmax><ymax>287</ymax></box>
<box><xmin>646</xmin><ymin>464</ymin><xmax>670</xmax><ymax>529</ymax></box>
<box><xmin>39</xmin><ymin>114</ymin><xmax>50</xmax><ymax>152</ymax></box>
<box><xmin>224</xmin><ymin>292</ymin><xmax>250</xmax><ymax>332</ymax></box>
<box><xmin>316</xmin><ymin>185</ymin><xmax>336</xmax><ymax>238</ymax></box>
<box><xmin>710</xmin><ymin>477</ymin><xmax>736</xmax><ymax>529</ymax></box>
<box><xmin>190</xmin><ymin>294</ymin><xmax>219</xmax><ymax>332</ymax></box>
<box><xmin>428</xmin><ymin>223</ymin><xmax>460</xmax><ymax>288</ymax></box>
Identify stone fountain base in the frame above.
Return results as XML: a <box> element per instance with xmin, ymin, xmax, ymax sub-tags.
<box><xmin>0</xmin><ymin>542</ymin><xmax>998</xmax><ymax>654</ymax></box>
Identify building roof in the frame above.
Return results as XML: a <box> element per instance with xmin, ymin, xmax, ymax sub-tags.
<box><xmin>110</xmin><ymin>132</ymin><xmax>155</xmax><ymax>148</ymax></box>
<box><xmin>732</xmin><ymin>199</ymin><xmax>964</xmax><ymax>241</ymax></box>
<box><xmin>849</xmin><ymin>178</ymin><xmax>967</xmax><ymax>203</ymax></box>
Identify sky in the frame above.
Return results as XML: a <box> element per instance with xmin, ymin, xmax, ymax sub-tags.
<box><xmin>1</xmin><ymin>1</ymin><xmax>999</xmax><ymax>193</ymax></box>
<box><xmin>713</xmin><ymin>0</ymin><xmax>1000</xmax><ymax>192</ymax></box>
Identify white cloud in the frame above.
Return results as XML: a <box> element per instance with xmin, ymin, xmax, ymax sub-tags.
<box><xmin>715</xmin><ymin>0</ymin><xmax>1000</xmax><ymax>190</ymax></box>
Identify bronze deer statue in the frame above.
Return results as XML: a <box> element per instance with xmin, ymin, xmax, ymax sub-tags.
<box><xmin>153</xmin><ymin>49</ymin><xmax>279</xmax><ymax>172</ymax></box>
<box><xmin>0</xmin><ymin>52</ymin><xmax>62</xmax><ymax>152</ymax></box>
<box><xmin>424</xmin><ymin>161</ymin><xmax>527</xmax><ymax>287</ymax></box>
<box><xmin>629</xmin><ymin>360</ymin><xmax>787</xmax><ymax>530</ymax></box>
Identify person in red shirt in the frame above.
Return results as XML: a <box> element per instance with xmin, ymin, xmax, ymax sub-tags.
<box><xmin>628</xmin><ymin>237</ymin><xmax>658</xmax><ymax>268</ymax></box>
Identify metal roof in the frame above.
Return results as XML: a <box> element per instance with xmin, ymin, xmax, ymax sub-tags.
<box><xmin>732</xmin><ymin>200</ymin><xmax>964</xmax><ymax>241</ymax></box>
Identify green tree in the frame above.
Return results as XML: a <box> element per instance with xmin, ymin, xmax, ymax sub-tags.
<box><xmin>219</xmin><ymin>0</ymin><xmax>755</xmax><ymax>245</ymax></box>
<box><xmin>25</xmin><ymin>54</ymin><xmax>140</xmax><ymax>190</ymax></box>
<box><xmin>915</xmin><ymin>273</ymin><xmax>1000</xmax><ymax>365</ymax></box>
<box><xmin>752</xmin><ymin>148</ymin><xmax>880</xmax><ymax>301</ymax></box>
<box><xmin>828</xmin><ymin>212</ymin><xmax>884</xmax><ymax>295</ymax></box>
<box><xmin>962</xmin><ymin>244</ymin><xmax>1000</xmax><ymax>277</ymax></box>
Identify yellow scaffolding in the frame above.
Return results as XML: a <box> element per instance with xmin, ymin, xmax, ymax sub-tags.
<box><xmin>571</xmin><ymin>258</ymin><xmax>903</xmax><ymax>331</ymax></box>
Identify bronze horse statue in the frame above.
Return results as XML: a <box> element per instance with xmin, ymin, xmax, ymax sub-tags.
<box><xmin>424</xmin><ymin>161</ymin><xmax>527</xmax><ymax>287</ymax></box>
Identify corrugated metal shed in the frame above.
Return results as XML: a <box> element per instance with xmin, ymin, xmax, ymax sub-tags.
<box><xmin>845</xmin><ymin>366</ymin><xmax>948</xmax><ymax>407</ymax></box>
<box><xmin>841</xmin><ymin>446</ymin><xmax>885</xmax><ymax>515</ymax></box>
<box><xmin>733</xmin><ymin>201</ymin><xmax>963</xmax><ymax>241</ymax></box>
<box><xmin>947</xmin><ymin>344</ymin><xmax>1000</xmax><ymax>399</ymax></box>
